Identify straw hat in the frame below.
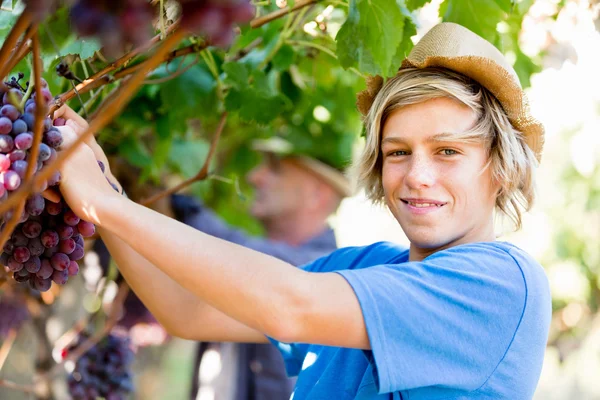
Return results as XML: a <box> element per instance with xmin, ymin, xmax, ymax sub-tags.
<box><xmin>252</xmin><ymin>137</ymin><xmax>353</xmax><ymax>197</ymax></box>
<box><xmin>356</xmin><ymin>22</ymin><xmax>545</xmax><ymax>162</ymax></box>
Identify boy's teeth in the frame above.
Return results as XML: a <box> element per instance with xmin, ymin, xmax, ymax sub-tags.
<box><xmin>408</xmin><ymin>202</ymin><xmax>439</xmax><ymax>208</ymax></box>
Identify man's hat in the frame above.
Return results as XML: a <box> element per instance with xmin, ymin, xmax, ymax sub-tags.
<box><xmin>252</xmin><ymin>137</ymin><xmax>353</xmax><ymax>197</ymax></box>
<box><xmin>357</xmin><ymin>22</ymin><xmax>544</xmax><ymax>162</ymax></box>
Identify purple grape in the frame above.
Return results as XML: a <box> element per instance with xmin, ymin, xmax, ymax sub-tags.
<box><xmin>40</xmin><ymin>230</ymin><xmax>59</xmax><ymax>248</ymax></box>
<box><xmin>24</xmin><ymin>256</ymin><xmax>41</xmax><ymax>273</ymax></box>
<box><xmin>67</xmin><ymin>260</ymin><xmax>79</xmax><ymax>276</ymax></box>
<box><xmin>11</xmin><ymin>119</ymin><xmax>28</xmax><ymax>136</ymax></box>
<box><xmin>13</xmin><ymin>246</ymin><xmax>30</xmax><ymax>263</ymax></box>
<box><xmin>10</xmin><ymin>159</ymin><xmax>27</xmax><ymax>178</ymax></box>
<box><xmin>43</xmin><ymin>128</ymin><xmax>62</xmax><ymax>148</ymax></box>
<box><xmin>8</xmin><ymin>150</ymin><xmax>26</xmax><ymax>161</ymax></box>
<box><xmin>21</xmin><ymin>113</ymin><xmax>34</xmax><ymax>130</ymax></box>
<box><xmin>77</xmin><ymin>220</ymin><xmax>95</xmax><ymax>237</ymax></box>
<box><xmin>13</xmin><ymin>270</ymin><xmax>30</xmax><ymax>283</ymax></box>
<box><xmin>69</xmin><ymin>244</ymin><xmax>84</xmax><ymax>261</ymax></box>
<box><xmin>37</xmin><ymin>143</ymin><xmax>51</xmax><ymax>161</ymax></box>
<box><xmin>59</xmin><ymin>238</ymin><xmax>76</xmax><ymax>255</ymax></box>
<box><xmin>32</xmin><ymin>276</ymin><xmax>52</xmax><ymax>292</ymax></box>
<box><xmin>47</xmin><ymin>170</ymin><xmax>60</xmax><ymax>186</ymax></box>
<box><xmin>22</xmin><ymin>220</ymin><xmax>42</xmax><ymax>238</ymax></box>
<box><xmin>73</xmin><ymin>234</ymin><xmax>84</xmax><ymax>247</ymax></box>
<box><xmin>14</xmin><ymin>132</ymin><xmax>33</xmax><ymax>150</ymax></box>
<box><xmin>0</xmin><ymin>134</ymin><xmax>14</xmax><ymax>152</ymax></box>
<box><xmin>45</xmin><ymin>200</ymin><xmax>63</xmax><ymax>216</ymax></box>
<box><xmin>7</xmin><ymin>256</ymin><xmax>23</xmax><ymax>272</ymax></box>
<box><xmin>63</xmin><ymin>210</ymin><xmax>80</xmax><ymax>226</ymax></box>
<box><xmin>56</xmin><ymin>224</ymin><xmax>73</xmax><ymax>239</ymax></box>
<box><xmin>51</xmin><ymin>252</ymin><xmax>70</xmax><ymax>271</ymax></box>
<box><xmin>3</xmin><ymin>170</ymin><xmax>21</xmax><ymax>190</ymax></box>
<box><xmin>28</xmin><ymin>237</ymin><xmax>45</xmax><ymax>257</ymax></box>
<box><xmin>0</xmin><ymin>117</ymin><xmax>12</xmax><ymax>134</ymax></box>
<box><xmin>51</xmin><ymin>269</ymin><xmax>68</xmax><ymax>285</ymax></box>
<box><xmin>37</xmin><ymin>259</ymin><xmax>54</xmax><ymax>279</ymax></box>
<box><xmin>0</xmin><ymin>105</ymin><xmax>20</xmax><ymax>121</ymax></box>
<box><xmin>97</xmin><ymin>160</ymin><xmax>105</xmax><ymax>173</ymax></box>
<box><xmin>25</xmin><ymin>194</ymin><xmax>45</xmax><ymax>216</ymax></box>
<box><xmin>0</xmin><ymin>154</ymin><xmax>10</xmax><ymax>172</ymax></box>
<box><xmin>53</xmin><ymin>117</ymin><xmax>66</xmax><ymax>126</ymax></box>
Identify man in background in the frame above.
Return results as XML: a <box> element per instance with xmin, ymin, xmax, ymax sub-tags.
<box><xmin>172</xmin><ymin>137</ymin><xmax>353</xmax><ymax>400</ymax></box>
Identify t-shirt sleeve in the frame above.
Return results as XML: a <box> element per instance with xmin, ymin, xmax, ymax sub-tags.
<box><xmin>335</xmin><ymin>244</ymin><xmax>528</xmax><ymax>394</ymax></box>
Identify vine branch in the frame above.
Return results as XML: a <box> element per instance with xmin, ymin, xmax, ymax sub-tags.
<box><xmin>0</xmin><ymin>10</ymin><xmax>32</xmax><ymax>80</ymax></box>
<box><xmin>141</xmin><ymin>111</ymin><xmax>227</xmax><ymax>206</ymax></box>
<box><xmin>250</xmin><ymin>0</ymin><xmax>320</xmax><ymax>29</ymax></box>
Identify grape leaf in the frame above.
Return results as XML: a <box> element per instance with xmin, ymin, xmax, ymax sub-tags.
<box><xmin>492</xmin><ymin>0</ymin><xmax>514</xmax><ymax>13</ymax></box>
<box><xmin>168</xmin><ymin>139</ymin><xmax>210</xmax><ymax>178</ymax></box>
<box><xmin>406</xmin><ymin>0</ymin><xmax>431</xmax><ymax>10</ymax></box>
<box><xmin>336</xmin><ymin>0</ymin><xmax>407</xmax><ymax>76</ymax></box>
<box><xmin>61</xmin><ymin>37</ymin><xmax>102</xmax><ymax>59</ymax></box>
<box><xmin>439</xmin><ymin>0</ymin><xmax>506</xmax><ymax>44</ymax></box>
<box><xmin>386</xmin><ymin>17</ymin><xmax>417</xmax><ymax>76</ymax></box>
<box><xmin>225</xmin><ymin>87</ymin><xmax>288</xmax><ymax>124</ymax></box>
<box><xmin>223</xmin><ymin>62</ymin><xmax>249</xmax><ymax>90</ymax></box>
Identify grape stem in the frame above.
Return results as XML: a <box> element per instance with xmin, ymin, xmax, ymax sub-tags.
<box><xmin>0</xmin><ymin>10</ymin><xmax>32</xmax><ymax>81</ymax></box>
<box><xmin>0</xmin><ymin>29</ymin><xmax>189</xmax><ymax>217</ymax></box>
<box><xmin>140</xmin><ymin>111</ymin><xmax>228</xmax><ymax>207</ymax></box>
<box><xmin>251</xmin><ymin>0</ymin><xmax>320</xmax><ymax>29</ymax></box>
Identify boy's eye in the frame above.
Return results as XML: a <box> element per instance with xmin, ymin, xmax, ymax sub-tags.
<box><xmin>387</xmin><ymin>150</ymin><xmax>408</xmax><ymax>157</ymax></box>
<box><xmin>441</xmin><ymin>149</ymin><xmax>457</xmax><ymax>155</ymax></box>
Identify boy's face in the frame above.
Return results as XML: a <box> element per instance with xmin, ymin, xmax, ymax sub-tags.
<box><xmin>380</xmin><ymin>97</ymin><xmax>498</xmax><ymax>260</ymax></box>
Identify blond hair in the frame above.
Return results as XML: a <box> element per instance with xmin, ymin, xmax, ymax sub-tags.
<box><xmin>353</xmin><ymin>68</ymin><xmax>538</xmax><ymax>230</ymax></box>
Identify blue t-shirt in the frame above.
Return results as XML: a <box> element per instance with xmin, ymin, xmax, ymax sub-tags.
<box><xmin>268</xmin><ymin>241</ymin><xmax>551</xmax><ymax>399</ymax></box>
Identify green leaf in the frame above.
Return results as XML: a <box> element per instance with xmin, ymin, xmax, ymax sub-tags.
<box><xmin>387</xmin><ymin>17</ymin><xmax>417</xmax><ymax>76</ymax></box>
<box><xmin>440</xmin><ymin>0</ymin><xmax>506</xmax><ymax>44</ymax></box>
<box><xmin>157</xmin><ymin>64</ymin><xmax>218</xmax><ymax>132</ymax></box>
<box><xmin>223</xmin><ymin>62</ymin><xmax>249</xmax><ymax>89</ymax></box>
<box><xmin>119</xmin><ymin>136</ymin><xmax>153</xmax><ymax>169</ymax></box>
<box><xmin>492</xmin><ymin>0</ymin><xmax>513</xmax><ymax>13</ymax></box>
<box><xmin>225</xmin><ymin>87</ymin><xmax>288</xmax><ymax>125</ymax></box>
<box><xmin>336</xmin><ymin>0</ymin><xmax>407</xmax><ymax>76</ymax></box>
<box><xmin>61</xmin><ymin>37</ymin><xmax>102</xmax><ymax>59</ymax></box>
<box><xmin>406</xmin><ymin>0</ymin><xmax>430</xmax><ymax>10</ymax></box>
<box><xmin>168</xmin><ymin>139</ymin><xmax>210</xmax><ymax>178</ymax></box>
<box><xmin>271</xmin><ymin>44</ymin><xmax>296</xmax><ymax>71</ymax></box>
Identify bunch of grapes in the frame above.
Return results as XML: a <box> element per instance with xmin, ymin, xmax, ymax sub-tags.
<box><xmin>69</xmin><ymin>0</ymin><xmax>156</xmax><ymax>58</ymax></box>
<box><xmin>0</xmin><ymin>293</ymin><xmax>30</xmax><ymax>337</ymax></box>
<box><xmin>179</xmin><ymin>0</ymin><xmax>255</xmax><ymax>47</ymax></box>
<box><xmin>0</xmin><ymin>75</ymin><xmax>96</xmax><ymax>292</ymax></box>
<box><xmin>65</xmin><ymin>333</ymin><xmax>135</xmax><ymax>400</ymax></box>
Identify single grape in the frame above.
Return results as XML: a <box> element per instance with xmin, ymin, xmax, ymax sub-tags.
<box><xmin>37</xmin><ymin>259</ymin><xmax>54</xmax><ymax>279</ymax></box>
<box><xmin>12</xmin><ymin>230</ymin><xmax>29</xmax><ymax>246</ymax></box>
<box><xmin>69</xmin><ymin>244</ymin><xmax>84</xmax><ymax>261</ymax></box>
<box><xmin>44</xmin><ymin>128</ymin><xmax>62</xmax><ymax>149</ymax></box>
<box><xmin>10</xmin><ymin>159</ymin><xmax>27</xmax><ymax>178</ymax></box>
<box><xmin>24</xmin><ymin>256</ymin><xmax>41</xmax><ymax>273</ymax></box>
<box><xmin>67</xmin><ymin>260</ymin><xmax>79</xmax><ymax>276</ymax></box>
<box><xmin>0</xmin><ymin>134</ymin><xmax>14</xmax><ymax>152</ymax></box>
<box><xmin>53</xmin><ymin>117</ymin><xmax>66</xmax><ymax>126</ymax></box>
<box><xmin>13</xmin><ymin>246</ymin><xmax>30</xmax><ymax>263</ymax></box>
<box><xmin>40</xmin><ymin>230</ymin><xmax>59</xmax><ymax>248</ymax></box>
<box><xmin>13</xmin><ymin>270</ymin><xmax>30</xmax><ymax>283</ymax></box>
<box><xmin>51</xmin><ymin>252</ymin><xmax>70</xmax><ymax>271</ymax></box>
<box><xmin>57</xmin><ymin>224</ymin><xmax>73</xmax><ymax>239</ymax></box>
<box><xmin>32</xmin><ymin>276</ymin><xmax>52</xmax><ymax>292</ymax></box>
<box><xmin>25</xmin><ymin>194</ymin><xmax>45</xmax><ymax>216</ymax></box>
<box><xmin>38</xmin><ymin>142</ymin><xmax>51</xmax><ymax>161</ymax></box>
<box><xmin>46</xmin><ymin>200</ymin><xmax>63</xmax><ymax>216</ymax></box>
<box><xmin>3</xmin><ymin>170</ymin><xmax>21</xmax><ymax>190</ymax></box>
<box><xmin>28</xmin><ymin>237</ymin><xmax>45</xmax><ymax>257</ymax></box>
<box><xmin>63</xmin><ymin>210</ymin><xmax>80</xmax><ymax>226</ymax></box>
<box><xmin>52</xmin><ymin>269</ymin><xmax>68</xmax><ymax>285</ymax></box>
<box><xmin>0</xmin><ymin>104</ymin><xmax>20</xmax><ymax>121</ymax></box>
<box><xmin>0</xmin><ymin>117</ymin><xmax>12</xmax><ymax>134</ymax></box>
<box><xmin>8</xmin><ymin>150</ymin><xmax>26</xmax><ymax>162</ymax></box>
<box><xmin>22</xmin><ymin>220</ymin><xmax>42</xmax><ymax>238</ymax></box>
<box><xmin>11</xmin><ymin>119</ymin><xmax>28</xmax><ymax>136</ymax></box>
<box><xmin>0</xmin><ymin>154</ymin><xmax>10</xmax><ymax>172</ymax></box>
<box><xmin>77</xmin><ymin>220</ymin><xmax>95</xmax><ymax>237</ymax></box>
<box><xmin>14</xmin><ymin>132</ymin><xmax>33</xmax><ymax>150</ymax></box>
<box><xmin>59</xmin><ymin>238</ymin><xmax>76</xmax><ymax>255</ymax></box>
<box><xmin>21</xmin><ymin>113</ymin><xmax>34</xmax><ymax>130</ymax></box>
